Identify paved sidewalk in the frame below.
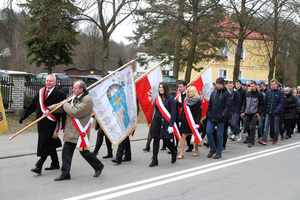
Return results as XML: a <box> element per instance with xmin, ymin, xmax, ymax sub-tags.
<box><xmin>0</xmin><ymin>123</ymin><xmax>149</xmax><ymax>159</ymax></box>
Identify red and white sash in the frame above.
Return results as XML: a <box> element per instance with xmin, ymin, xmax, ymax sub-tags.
<box><xmin>39</xmin><ymin>87</ymin><xmax>60</xmax><ymax>138</ymax></box>
<box><xmin>176</xmin><ymin>91</ymin><xmax>182</xmax><ymax>115</ymax></box>
<box><xmin>156</xmin><ymin>96</ymin><xmax>181</xmax><ymax>144</ymax></box>
<box><xmin>183</xmin><ymin>99</ymin><xmax>202</xmax><ymax>143</ymax></box>
<box><xmin>71</xmin><ymin>97</ymin><xmax>93</xmax><ymax>151</ymax></box>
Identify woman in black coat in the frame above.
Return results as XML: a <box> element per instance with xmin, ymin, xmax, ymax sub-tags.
<box><xmin>149</xmin><ymin>82</ymin><xmax>177</xmax><ymax>167</ymax></box>
<box><xmin>283</xmin><ymin>88</ymin><xmax>297</xmax><ymax>139</ymax></box>
<box><xmin>178</xmin><ymin>86</ymin><xmax>202</xmax><ymax>158</ymax></box>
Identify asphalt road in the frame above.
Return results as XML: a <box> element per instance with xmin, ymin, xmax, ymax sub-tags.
<box><xmin>1</xmin><ymin>127</ymin><xmax>300</xmax><ymax>200</ymax></box>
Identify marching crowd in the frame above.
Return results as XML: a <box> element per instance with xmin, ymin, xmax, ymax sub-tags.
<box><xmin>19</xmin><ymin>74</ymin><xmax>300</xmax><ymax>181</ymax></box>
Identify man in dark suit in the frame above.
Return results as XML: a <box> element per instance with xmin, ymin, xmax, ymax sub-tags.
<box><xmin>175</xmin><ymin>80</ymin><xmax>193</xmax><ymax>152</ymax></box>
<box><xmin>19</xmin><ymin>74</ymin><xmax>66</xmax><ymax>175</ymax></box>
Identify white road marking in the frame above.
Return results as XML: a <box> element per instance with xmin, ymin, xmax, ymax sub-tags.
<box><xmin>64</xmin><ymin>141</ymin><xmax>300</xmax><ymax>200</ymax></box>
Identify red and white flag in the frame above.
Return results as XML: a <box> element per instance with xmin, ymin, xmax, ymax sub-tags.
<box><xmin>191</xmin><ymin>67</ymin><xmax>213</xmax><ymax>121</ymax></box>
<box><xmin>135</xmin><ymin>66</ymin><xmax>163</xmax><ymax>126</ymax></box>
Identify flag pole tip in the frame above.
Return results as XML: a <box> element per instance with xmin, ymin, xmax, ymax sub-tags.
<box><xmin>9</xmin><ymin>136</ymin><xmax>12</xmax><ymax>140</ymax></box>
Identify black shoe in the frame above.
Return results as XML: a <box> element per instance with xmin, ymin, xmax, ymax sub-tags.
<box><xmin>185</xmin><ymin>147</ymin><xmax>193</xmax><ymax>152</ymax></box>
<box><xmin>122</xmin><ymin>157</ymin><xmax>131</xmax><ymax>162</ymax></box>
<box><xmin>161</xmin><ymin>146</ymin><xmax>166</xmax><ymax>150</ymax></box>
<box><xmin>203</xmin><ymin>143</ymin><xmax>209</xmax><ymax>148</ymax></box>
<box><xmin>111</xmin><ymin>159</ymin><xmax>121</xmax><ymax>164</ymax></box>
<box><xmin>248</xmin><ymin>142</ymin><xmax>254</xmax><ymax>148</ymax></box>
<box><xmin>171</xmin><ymin>151</ymin><xmax>177</xmax><ymax>164</ymax></box>
<box><xmin>167</xmin><ymin>151</ymin><xmax>172</xmax><ymax>154</ymax></box>
<box><xmin>243</xmin><ymin>138</ymin><xmax>250</xmax><ymax>144</ymax></box>
<box><xmin>142</xmin><ymin>144</ymin><xmax>150</xmax><ymax>152</ymax></box>
<box><xmin>31</xmin><ymin>167</ymin><xmax>41</xmax><ymax>175</ymax></box>
<box><xmin>45</xmin><ymin>165</ymin><xmax>60</xmax><ymax>170</ymax></box>
<box><xmin>285</xmin><ymin>135</ymin><xmax>291</xmax><ymax>139</ymax></box>
<box><xmin>103</xmin><ymin>154</ymin><xmax>113</xmax><ymax>159</ymax></box>
<box><xmin>149</xmin><ymin>158</ymin><xmax>158</xmax><ymax>167</ymax></box>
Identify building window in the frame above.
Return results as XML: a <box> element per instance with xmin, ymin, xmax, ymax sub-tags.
<box><xmin>219</xmin><ymin>69</ymin><xmax>228</xmax><ymax>79</ymax></box>
<box><xmin>219</xmin><ymin>46</ymin><xmax>230</xmax><ymax>60</ymax></box>
<box><xmin>235</xmin><ymin>46</ymin><xmax>245</xmax><ymax>61</ymax></box>
<box><xmin>239</xmin><ymin>70</ymin><xmax>243</xmax><ymax>79</ymax></box>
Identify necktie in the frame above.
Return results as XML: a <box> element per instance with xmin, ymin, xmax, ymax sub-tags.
<box><xmin>45</xmin><ymin>90</ymin><xmax>49</xmax><ymax>100</ymax></box>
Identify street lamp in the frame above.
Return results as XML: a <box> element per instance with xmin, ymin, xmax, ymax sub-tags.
<box><xmin>0</xmin><ymin>48</ymin><xmax>11</xmax><ymax>57</ymax></box>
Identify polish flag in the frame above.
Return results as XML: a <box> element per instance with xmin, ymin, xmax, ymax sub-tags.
<box><xmin>191</xmin><ymin>67</ymin><xmax>213</xmax><ymax>121</ymax></box>
<box><xmin>135</xmin><ymin>66</ymin><xmax>163</xmax><ymax>125</ymax></box>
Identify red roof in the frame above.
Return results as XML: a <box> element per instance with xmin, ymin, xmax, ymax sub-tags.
<box><xmin>218</xmin><ymin>14</ymin><xmax>273</xmax><ymax>41</ymax></box>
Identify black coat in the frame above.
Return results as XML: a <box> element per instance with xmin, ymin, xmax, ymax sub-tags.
<box><xmin>180</xmin><ymin>100</ymin><xmax>202</xmax><ymax>134</ymax></box>
<box><xmin>283</xmin><ymin>92</ymin><xmax>297</xmax><ymax>120</ymax></box>
<box><xmin>150</xmin><ymin>95</ymin><xmax>176</xmax><ymax>139</ymax></box>
<box><xmin>21</xmin><ymin>87</ymin><xmax>66</xmax><ymax>156</ymax></box>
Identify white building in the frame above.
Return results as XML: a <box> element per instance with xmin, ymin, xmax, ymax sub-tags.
<box><xmin>135</xmin><ymin>52</ymin><xmax>173</xmax><ymax>77</ymax></box>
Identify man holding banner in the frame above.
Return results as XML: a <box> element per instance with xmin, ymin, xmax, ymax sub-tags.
<box><xmin>46</xmin><ymin>81</ymin><xmax>104</xmax><ymax>181</ymax></box>
<box><xmin>20</xmin><ymin>74</ymin><xmax>65</xmax><ymax>175</ymax></box>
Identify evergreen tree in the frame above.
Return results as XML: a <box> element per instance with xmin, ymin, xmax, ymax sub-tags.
<box><xmin>20</xmin><ymin>0</ymin><xmax>80</xmax><ymax>73</ymax></box>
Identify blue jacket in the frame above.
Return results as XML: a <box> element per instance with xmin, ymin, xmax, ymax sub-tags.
<box><xmin>230</xmin><ymin>89</ymin><xmax>241</xmax><ymax>114</ymax></box>
<box><xmin>206</xmin><ymin>87</ymin><xmax>231</xmax><ymax>122</ymax></box>
<box><xmin>265</xmin><ymin>88</ymin><xmax>285</xmax><ymax>115</ymax></box>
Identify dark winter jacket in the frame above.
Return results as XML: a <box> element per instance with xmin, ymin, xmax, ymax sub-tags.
<box><xmin>242</xmin><ymin>89</ymin><xmax>265</xmax><ymax>115</ymax></box>
<box><xmin>265</xmin><ymin>88</ymin><xmax>285</xmax><ymax>115</ymax></box>
<box><xmin>151</xmin><ymin>95</ymin><xmax>176</xmax><ymax>139</ymax></box>
<box><xmin>237</xmin><ymin>87</ymin><xmax>246</xmax><ymax>112</ymax></box>
<box><xmin>283</xmin><ymin>92</ymin><xmax>297</xmax><ymax>119</ymax></box>
<box><xmin>229</xmin><ymin>89</ymin><xmax>241</xmax><ymax>114</ymax></box>
<box><xmin>206</xmin><ymin>87</ymin><xmax>231</xmax><ymax>122</ymax></box>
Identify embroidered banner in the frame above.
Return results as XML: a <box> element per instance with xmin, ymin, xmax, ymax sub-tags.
<box><xmin>89</xmin><ymin>66</ymin><xmax>137</xmax><ymax>145</ymax></box>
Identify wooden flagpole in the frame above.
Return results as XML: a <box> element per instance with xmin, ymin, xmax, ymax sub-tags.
<box><xmin>135</xmin><ymin>59</ymin><xmax>165</xmax><ymax>83</ymax></box>
<box><xmin>9</xmin><ymin>59</ymin><xmax>137</xmax><ymax>140</ymax></box>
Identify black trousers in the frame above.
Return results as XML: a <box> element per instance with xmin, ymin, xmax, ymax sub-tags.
<box><xmin>93</xmin><ymin>130</ymin><xmax>112</xmax><ymax>155</ymax></box>
<box><xmin>61</xmin><ymin>142</ymin><xmax>103</xmax><ymax>177</ymax></box>
<box><xmin>284</xmin><ymin>119</ymin><xmax>293</xmax><ymax>137</ymax></box>
<box><xmin>153</xmin><ymin>138</ymin><xmax>174</xmax><ymax>159</ymax></box>
<box><xmin>244</xmin><ymin>114</ymin><xmax>258</xmax><ymax>143</ymax></box>
<box><xmin>116</xmin><ymin>136</ymin><xmax>131</xmax><ymax>161</ymax></box>
<box><xmin>35</xmin><ymin>148</ymin><xmax>59</xmax><ymax>169</ymax></box>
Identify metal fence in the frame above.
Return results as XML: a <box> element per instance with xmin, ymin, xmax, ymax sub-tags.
<box><xmin>0</xmin><ymin>76</ymin><xmax>74</xmax><ymax>109</ymax></box>
<box><xmin>0</xmin><ymin>77</ymin><xmax>13</xmax><ymax>109</ymax></box>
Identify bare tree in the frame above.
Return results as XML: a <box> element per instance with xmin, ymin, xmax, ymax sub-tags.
<box><xmin>257</xmin><ymin>0</ymin><xmax>300</xmax><ymax>86</ymax></box>
<box><xmin>225</xmin><ymin>0</ymin><xmax>271</xmax><ymax>83</ymax></box>
<box><xmin>77</xmin><ymin>0</ymin><xmax>139</xmax><ymax>76</ymax></box>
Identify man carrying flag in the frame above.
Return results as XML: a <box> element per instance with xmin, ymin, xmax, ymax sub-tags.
<box><xmin>45</xmin><ymin>81</ymin><xmax>104</xmax><ymax>181</ymax></box>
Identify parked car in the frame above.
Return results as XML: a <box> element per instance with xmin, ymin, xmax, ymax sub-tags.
<box><xmin>163</xmin><ymin>75</ymin><xmax>178</xmax><ymax>97</ymax></box>
<box><xmin>240</xmin><ymin>78</ymin><xmax>268</xmax><ymax>85</ymax></box>
<box><xmin>69</xmin><ymin>75</ymin><xmax>102</xmax><ymax>87</ymax></box>
<box><xmin>37</xmin><ymin>73</ymin><xmax>71</xmax><ymax>95</ymax></box>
